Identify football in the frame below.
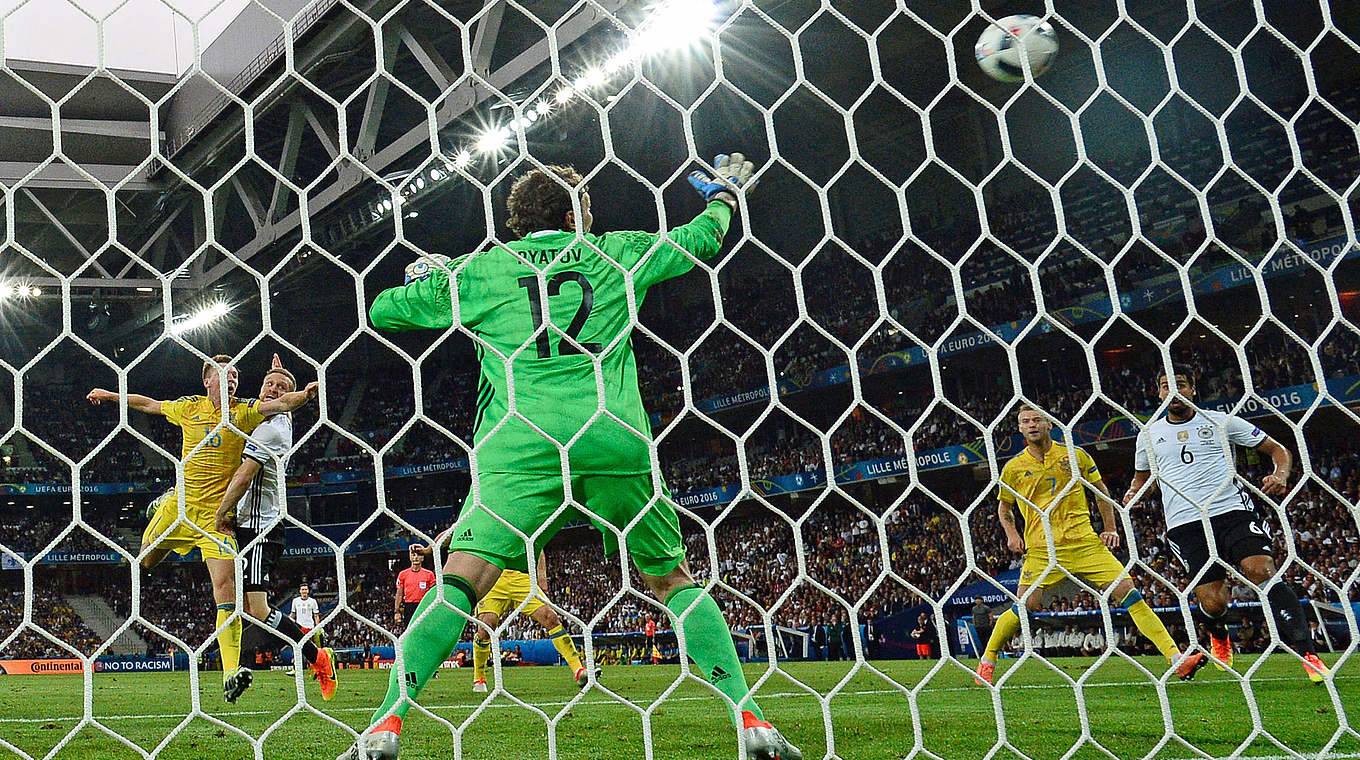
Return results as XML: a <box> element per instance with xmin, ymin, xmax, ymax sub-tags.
<box><xmin>975</xmin><ymin>14</ymin><xmax>1059</xmax><ymax>82</ymax></box>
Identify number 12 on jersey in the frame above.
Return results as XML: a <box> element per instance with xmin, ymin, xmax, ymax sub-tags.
<box><xmin>517</xmin><ymin>272</ymin><xmax>602</xmax><ymax>358</ymax></box>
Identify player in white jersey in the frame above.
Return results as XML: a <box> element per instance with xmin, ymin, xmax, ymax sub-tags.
<box><xmin>292</xmin><ymin>585</ymin><xmax>321</xmax><ymax>630</ymax></box>
<box><xmin>214</xmin><ymin>367</ymin><xmax>338</xmax><ymax>701</ymax></box>
<box><xmin>1124</xmin><ymin>371</ymin><xmax>1330</xmax><ymax>683</ymax></box>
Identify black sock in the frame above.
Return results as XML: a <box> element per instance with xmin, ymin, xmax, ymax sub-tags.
<box><xmin>1265</xmin><ymin>583</ymin><xmax>1314</xmax><ymax>655</ymax></box>
<box><xmin>267</xmin><ymin>609</ymin><xmax>321</xmax><ymax>664</ymax></box>
<box><xmin>1195</xmin><ymin>605</ymin><xmax>1230</xmax><ymax>640</ymax></box>
<box><xmin>243</xmin><ymin>609</ymin><xmax>320</xmax><ymax>666</ymax></box>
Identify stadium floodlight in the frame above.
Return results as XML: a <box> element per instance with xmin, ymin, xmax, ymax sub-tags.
<box><xmin>453</xmin><ymin>150</ymin><xmax>472</xmax><ymax>168</ymax></box>
<box><xmin>635</xmin><ymin>0</ymin><xmax>718</xmax><ymax>55</ymax></box>
<box><xmin>535</xmin><ymin>101</ymin><xmax>551</xmax><ymax>117</ymax></box>
<box><xmin>0</xmin><ymin>283</ymin><xmax>42</xmax><ymax>298</ymax></box>
<box><xmin>476</xmin><ymin>128</ymin><xmax>509</xmax><ymax>153</ymax></box>
<box><xmin>555</xmin><ymin>87</ymin><xmax>574</xmax><ymax>104</ymax></box>
<box><xmin>169</xmin><ymin>301</ymin><xmax>230</xmax><ymax>336</ymax></box>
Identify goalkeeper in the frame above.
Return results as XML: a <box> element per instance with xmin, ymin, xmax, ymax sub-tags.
<box><xmin>341</xmin><ymin>154</ymin><xmax>802</xmax><ymax>760</ymax></box>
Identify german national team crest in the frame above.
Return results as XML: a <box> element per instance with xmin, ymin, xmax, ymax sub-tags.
<box><xmin>1197</xmin><ymin>426</ymin><xmax>1214</xmax><ymax>439</ymax></box>
<box><xmin>1177</xmin><ymin>431</ymin><xmax>1189</xmax><ymax>442</ymax></box>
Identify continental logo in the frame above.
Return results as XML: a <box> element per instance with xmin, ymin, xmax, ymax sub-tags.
<box><xmin>32</xmin><ymin>661</ymin><xmax>84</xmax><ymax>673</ymax></box>
<box><xmin>0</xmin><ymin>659</ymin><xmax>88</xmax><ymax>674</ymax></box>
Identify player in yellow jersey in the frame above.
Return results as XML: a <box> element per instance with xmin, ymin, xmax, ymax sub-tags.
<box><xmin>414</xmin><ymin>541</ymin><xmax>593</xmax><ymax>692</ymax></box>
<box><xmin>87</xmin><ymin>353</ymin><xmax>317</xmax><ymax>701</ymax></box>
<box><xmin>975</xmin><ymin>405</ymin><xmax>1207</xmax><ymax>686</ymax></box>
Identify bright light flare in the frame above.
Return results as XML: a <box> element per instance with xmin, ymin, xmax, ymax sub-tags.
<box><xmin>169</xmin><ymin>301</ymin><xmax>231</xmax><ymax>336</ymax></box>
<box><xmin>0</xmin><ymin>283</ymin><xmax>42</xmax><ymax>298</ymax></box>
<box><xmin>453</xmin><ymin>150</ymin><xmax>472</xmax><ymax>168</ymax></box>
<box><xmin>635</xmin><ymin>0</ymin><xmax>718</xmax><ymax>55</ymax></box>
<box><xmin>581</xmin><ymin>67</ymin><xmax>606</xmax><ymax>89</ymax></box>
<box><xmin>555</xmin><ymin>87</ymin><xmax>574</xmax><ymax>104</ymax></box>
<box><xmin>476</xmin><ymin>128</ymin><xmax>510</xmax><ymax>153</ymax></box>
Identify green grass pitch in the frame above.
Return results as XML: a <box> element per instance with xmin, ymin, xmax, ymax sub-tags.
<box><xmin>0</xmin><ymin>654</ymin><xmax>1354</xmax><ymax>759</ymax></box>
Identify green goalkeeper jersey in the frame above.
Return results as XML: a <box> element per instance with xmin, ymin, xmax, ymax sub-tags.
<box><xmin>369</xmin><ymin>200</ymin><xmax>733</xmax><ymax>475</ymax></box>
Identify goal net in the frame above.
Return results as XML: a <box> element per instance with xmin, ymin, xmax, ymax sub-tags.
<box><xmin>0</xmin><ymin>1</ymin><xmax>1357</xmax><ymax>759</ymax></box>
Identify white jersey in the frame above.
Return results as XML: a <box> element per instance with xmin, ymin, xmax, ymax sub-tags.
<box><xmin>291</xmin><ymin>596</ymin><xmax>319</xmax><ymax>628</ymax></box>
<box><xmin>1135</xmin><ymin>409</ymin><xmax>1266</xmax><ymax>530</ymax></box>
<box><xmin>234</xmin><ymin>414</ymin><xmax>292</xmax><ymax>531</ymax></box>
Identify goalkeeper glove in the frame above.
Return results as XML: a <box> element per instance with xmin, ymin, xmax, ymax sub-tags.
<box><xmin>404</xmin><ymin>254</ymin><xmax>451</xmax><ymax>284</ymax></box>
<box><xmin>687</xmin><ymin>152</ymin><xmax>756</xmax><ymax>206</ymax></box>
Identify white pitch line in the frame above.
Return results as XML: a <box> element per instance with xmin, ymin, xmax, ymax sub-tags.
<box><xmin>0</xmin><ymin>673</ymin><xmax>1342</xmax><ymax>725</ymax></box>
<box><xmin>1159</xmin><ymin>756</ymin><xmax>1360</xmax><ymax>760</ymax></box>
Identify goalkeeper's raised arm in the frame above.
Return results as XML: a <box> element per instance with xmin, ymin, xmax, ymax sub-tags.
<box><xmin>367</xmin><ymin>153</ymin><xmax>755</xmax><ymax>333</ymax></box>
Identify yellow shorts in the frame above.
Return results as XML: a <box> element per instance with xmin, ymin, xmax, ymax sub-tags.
<box><xmin>475</xmin><ymin>569</ymin><xmax>548</xmax><ymax>620</ymax></box>
<box><xmin>1019</xmin><ymin>537</ymin><xmax>1128</xmax><ymax>590</ymax></box>
<box><xmin>140</xmin><ymin>489</ymin><xmax>237</xmax><ymax>562</ymax></box>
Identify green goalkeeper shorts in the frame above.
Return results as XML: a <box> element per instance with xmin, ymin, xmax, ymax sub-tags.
<box><xmin>449</xmin><ymin>471</ymin><xmax>686</xmax><ymax>577</ymax></box>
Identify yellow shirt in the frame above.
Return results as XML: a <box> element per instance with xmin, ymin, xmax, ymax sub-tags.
<box><xmin>161</xmin><ymin>396</ymin><xmax>267</xmax><ymax>512</ymax></box>
<box><xmin>998</xmin><ymin>444</ymin><xmax>1102</xmax><ymax>552</ymax></box>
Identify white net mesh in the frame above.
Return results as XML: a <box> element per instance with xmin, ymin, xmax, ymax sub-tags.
<box><xmin>0</xmin><ymin>1</ymin><xmax>1358</xmax><ymax>759</ymax></box>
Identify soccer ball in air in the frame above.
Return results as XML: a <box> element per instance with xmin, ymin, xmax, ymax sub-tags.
<box><xmin>975</xmin><ymin>14</ymin><xmax>1058</xmax><ymax>83</ymax></box>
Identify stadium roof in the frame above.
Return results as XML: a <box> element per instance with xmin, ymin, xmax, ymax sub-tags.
<box><xmin>0</xmin><ymin>0</ymin><xmax>249</xmax><ymax>75</ymax></box>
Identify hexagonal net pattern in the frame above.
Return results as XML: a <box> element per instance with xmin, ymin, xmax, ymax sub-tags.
<box><xmin>1</xmin><ymin>1</ymin><xmax>1359</xmax><ymax>759</ymax></box>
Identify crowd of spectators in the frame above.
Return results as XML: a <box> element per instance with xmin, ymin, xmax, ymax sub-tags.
<box><xmin>0</xmin><ymin>580</ymin><xmax>104</xmax><ymax>659</ymax></box>
<box><xmin>8</xmin><ymin>249</ymin><xmax>1360</xmax><ymax>507</ymax></box>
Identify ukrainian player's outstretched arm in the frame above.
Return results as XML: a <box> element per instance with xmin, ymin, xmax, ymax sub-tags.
<box><xmin>86</xmin><ymin>388</ymin><xmax>163</xmax><ymax>415</ymax></box>
<box><xmin>370</xmin><ymin>268</ymin><xmax>458</xmax><ymax>332</ymax></box>
<box><xmin>626</xmin><ymin>153</ymin><xmax>756</xmax><ymax>289</ymax></box>
<box><xmin>1255</xmin><ymin>437</ymin><xmax>1293</xmax><ymax>497</ymax></box>
<box><xmin>214</xmin><ymin>457</ymin><xmax>262</xmax><ymax>535</ymax></box>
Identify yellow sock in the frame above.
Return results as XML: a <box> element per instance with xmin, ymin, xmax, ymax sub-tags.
<box><xmin>216</xmin><ymin>604</ymin><xmax>242</xmax><ymax>681</ymax></box>
<box><xmin>473</xmin><ymin>637</ymin><xmax>491</xmax><ymax>682</ymax></box>
<box><xmin>983</xmin><ymin>607</ymin><xmax>1021</xmax><ymax>662</ymax></box>
<box><xmin>1122</xmin><ymin>592</ymin><xmax>1179</xmax><ymax>661</ymax></box>
<box><xmin>546</xmin><ymin>625</ymin><xmax>583</xmax><ymax>672</ymax></box>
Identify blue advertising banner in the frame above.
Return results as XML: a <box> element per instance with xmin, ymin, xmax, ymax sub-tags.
<box><xmin>0</xmin><ymin>481</ymin><xmax>140</xmax><ymax>496</ymax></box>
<box><xmin>673</xmin><ymin>484</ymin><xmax>741</xmax><ymax>509</ymax></box>
<box><xmin>945</xmin><ymin>570</ymin><xmax>1021</xmax><ymax>608</ymax></box>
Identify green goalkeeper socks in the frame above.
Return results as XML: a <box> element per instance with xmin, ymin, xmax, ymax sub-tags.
<box><xmin>665</xmin><ymin>584</ymin><xmax>763</xmax><ymax>724</ymax></box>
<box><xmin>370</xmin><ymin>576</ymin><xmax>475</xmax><ymax>726</ymax></box>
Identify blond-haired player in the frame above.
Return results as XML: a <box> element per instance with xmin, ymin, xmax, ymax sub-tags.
<box><xmin>87</xmin><ymin>354</ymin><xmax>317</xmax><ymax>701</ymax></box>
<box><xmin>975</xmin><ymin>405</ymin><xmax>1207</xmax><ymax>686</ymax></box>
